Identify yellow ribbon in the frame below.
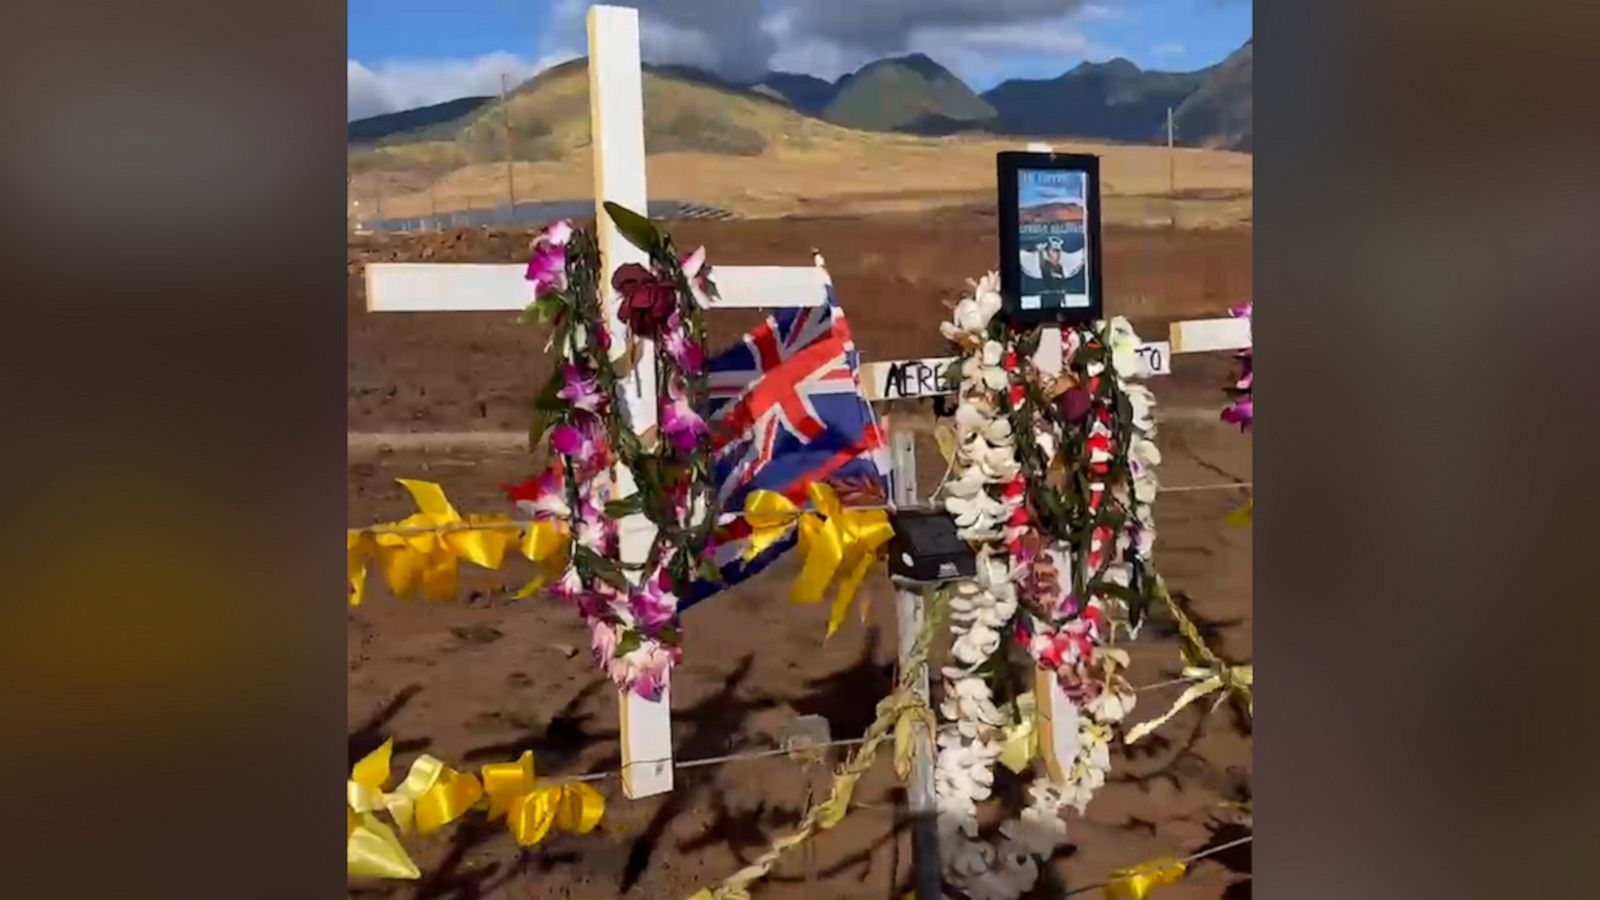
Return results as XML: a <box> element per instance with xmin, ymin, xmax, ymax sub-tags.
<box><xmin>372</xmin><ymin>479</ymin><xmax>517</xmax><ymax>601</ymax></box>
<box><xmin>348</xmin><ymin>738</ymin><xmax>484</xmax><ymax>836</ymax></box>
<box><xmin>997</xmin><ymin>692</ymin><xmax>1041</xmax><ymax>774</ymax></box>
<box><xmin>741</xmin><ymin>482</ymin><xmax>894</xmax><ymax>636</ymax></box>
<box><xmin>349</xmin><ymin>531</ymin><xmax>375</xmax><ymax>606</ymax></box>
<box><xmin>515</xmin><ymin>518</ymin><xmax>571</xmax><ymax>598</ymax></box>
<box><xmin>1225</xmin><ymin>496</ymin><xmax>1252</xmax><ymax>527</ymax></box>
<box><xmin>479</xmin><ymin>751</ymin><xmax>606</xmax><ymax>847</ymax></box>
<box><xmin>1103</xmin><ymin>856</ymin><xmax>1187</xmax><ymax>899</ymax></box>
<box><xmin>348</xmin><ymin>807</ymin><xmax>419</xmax><ymax>880</ymax></box>
<box><xmin>346</xmin><ymin>738</ymin><xmax>484</xmax><ymax>879</ymax></box>
<box><xmin>348</xmin><ymin>480</ymin><xmax>567</xmax><ymax>605</ymax></box>
<box><xmin>741</xmin><ymin>488</ymin><xmax>806</xmax><ymax>562</ymax></box>
<box><xmin>1124</xmin><ymin>665</ymin><xmax>1253</xmax><ymax>745</ymax></box>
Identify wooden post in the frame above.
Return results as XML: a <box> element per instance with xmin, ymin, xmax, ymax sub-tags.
<box><xmin>889</xmin><ymin>429</ymin><xmax>942</xmax><ymax>898</ymax></box>
<box><xmin>1167</xmin><ymin>106</ymin><xmax>1175</xmax><ymax>199</ymax></box>
<box><xmin>1030</xmin><ymin>325</ymin><xmax>1084</xmax><ymax>786</ymax></box>
<box><xmin>500</xmin><ymin>71</ymin><xmax>517</xmax><ymax>219</ymax></box>
<box><xmin>588</xmin><ymin>3</ymin><xmax>673</xmax><ymax>800</ymax></box>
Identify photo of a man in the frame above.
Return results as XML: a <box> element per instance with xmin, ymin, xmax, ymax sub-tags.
<box><xmin>1015</xmin><ymin>169</ymin><xmax>1090</xmax><ymax>310</ymax></box>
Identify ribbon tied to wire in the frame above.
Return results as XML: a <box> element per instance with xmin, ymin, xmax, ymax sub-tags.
<box><xmin>1103</xmin><ymin>856</ymin><xmax>1188</xmax><ymax>899</ymax></box>
<box><xmin>347</xmin><ymin>738</ymin><xmax>484</xmax><ymax>879</ymax></box>
<box><xmin>1124</xmin><ymin>664</ymin><xmax>1253</xmax><ymax>745</ymax></box>
<box><xmin>480</xmin><ymin>750</ymin><xmax>606</xmax><ymax>847</ymax></box>
<box><xmin>348</xmin><ymin>479</ymin><xmax>569</xmax><ymax>605</ymax></box>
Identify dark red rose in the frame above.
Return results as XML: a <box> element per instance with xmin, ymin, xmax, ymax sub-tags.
<box><xmin>612</xmin><ymin>263</ymin><xmax>676</xmax><ymax>336</ymax></box>
<box><xmin>1055</xmin><ymin>387</ymin><xmax>1092</xmax><ymax>422</ymax></box>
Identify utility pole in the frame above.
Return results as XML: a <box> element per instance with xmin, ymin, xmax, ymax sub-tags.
<box><xmin>500</xmin><ymin>71</ymin><xmax>517</xmax><ymax>220</ymax></box>
<box><xmin>1166</xmin><ymin>106</ymin><xmax>1176</xmax><ymax>202</ymax></box>
<box><xmin>1166</xmin><ymin>106</ymin><xmax>1176</xmax><ymax>304</ymax></box>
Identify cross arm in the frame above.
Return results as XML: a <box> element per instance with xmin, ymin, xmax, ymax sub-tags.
<box><xmin>364</xmin><ymin>263</ymin><xmax>832</xmax><ymax>312</ymax></box>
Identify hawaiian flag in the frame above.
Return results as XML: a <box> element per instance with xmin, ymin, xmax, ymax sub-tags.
<box><xmin>681</xmin><ymin>291</ymin><xmax>890</xmax><ymax>608</ymax></box>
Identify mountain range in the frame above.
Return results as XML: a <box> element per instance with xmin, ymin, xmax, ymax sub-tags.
<box><xmin>349</xmin><ymin>39</ymin><xmax>1251</xmax><ymax>152</ymax></box>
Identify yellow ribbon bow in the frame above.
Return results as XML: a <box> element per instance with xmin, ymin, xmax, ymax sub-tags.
<box><xmin>479</xmin><ymin>751</ymin><xmax>606</xmax><ymax>847</ymax></box>
<box><xmin>997</xmin><ymin>691</ymin><xmax>1041</xmax><ymax>774</ymax></box>
<box><xmin>1124</xmin><ymin>664</ymin><xmax>1253</xmax><ymax>745</ymax></box>
<box><xmin>349</xmin><ymin>738</ymin><xmax>485</xmax><ymax>836</ymax></box>
<box><xmin>347</xmin><ymin>739</ymin><xmax>484</xmax><ymax>879</ymax></box>
<box><xmin>515</xmin><ymin>518</ymin><xmax>571</xmax><ymax>598</ymax></box>
<box><xmin>1104</xmin><ymin>856</ymin><xmax>1187</xmax><ymax>899</ymax></box>
<box><xmin>348</xmin><ymin>807</ymin><xmax>418</xmax><ymax>880</ymax></box>
<box><xmin>741</xmin><ymin>482</ymin><xmax>894</xmax><ymax>636</ymax></box>
<box><xmin>348</xmin><ymin>479</ymin><xmax>522</xmax><ymax>605</ymax></box>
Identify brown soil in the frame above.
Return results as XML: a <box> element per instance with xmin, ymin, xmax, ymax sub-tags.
<box><xmin>349</xmin><ymin>206</ymin><xmax>1251</xmax><ymax>434</ymax></box>
<box><xmin>348</xmin><ymin>210</ymin><xmax>1253</xmax><ymax>898</ymax></box>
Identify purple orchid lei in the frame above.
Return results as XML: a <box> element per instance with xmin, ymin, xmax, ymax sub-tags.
<box><xmin>1221</xmin><ymin>302</ymin><xmax>1252</xmax><ymax>431</ymax></box>
<box><xmin>504</xmin><ymin>215</ymin><xmax>718</xmax><ymax>700</ymax></box>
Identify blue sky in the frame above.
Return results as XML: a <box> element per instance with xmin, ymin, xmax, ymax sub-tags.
<box><xmin>348</xmin><ymin>0</ymin><xmax>1251</xmax><ymax>120</ymax></box>
<box><xmin>1019</xmin><ymin>170</ymin><xmax>1086</xmax><ymax>207</ymax></box>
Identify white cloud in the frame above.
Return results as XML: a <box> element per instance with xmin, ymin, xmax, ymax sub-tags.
<box><xmin>1079</xmin><ymin>3</ymin><xmax>1135</xmax><ymax>23</ymax></box>
<box><xmin>1151</xmin><ymin>41</ymin><xmax>1186</xmax><ymax>61</ymax></box>
<box><xmin>896</xmin><ymin>17</ymin><xmax>1119</xmax><ymax>87</ymax></box>
<box><xmin>346</xmin><ymin>51</ymin><xmax>576</xmax><ymax>121</ymax></box>
<box><xmin>763</xmin><ymin>10</ymin><xmax>875</xmax><ymax>79</ymax></box>
<box><xmin>929</xmin><ymin>19</ymin><xmax>1099</xmax><ymax>55</ymax></box>
<box><xmin>765</xmin><ymin>5</ymin><xmax>1121</xmax><ymax>85</ymax></box>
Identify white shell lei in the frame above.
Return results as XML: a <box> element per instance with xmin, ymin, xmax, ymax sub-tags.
<box><xmin>933</xmin><ymin>273</ymin><xmax>1160</xmax><ymax>898</ymax></box>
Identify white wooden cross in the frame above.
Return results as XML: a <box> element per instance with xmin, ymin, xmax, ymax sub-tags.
<box><xmin>860</xmin><ymin>318</ymin><xmax>1251</xmax><ymax>401</ymax></box>
<box><xmin>364</xmin><ymin>5</ymin><xmax>833</xmax><ymax>799</ymax></box>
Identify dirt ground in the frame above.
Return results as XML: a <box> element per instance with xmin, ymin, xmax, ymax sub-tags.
<box><xmin>347</xmin><ymin>209</ymin><xmax>1253</xmax><ymax>898</ymax></box>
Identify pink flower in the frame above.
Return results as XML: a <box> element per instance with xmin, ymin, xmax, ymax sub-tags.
<box><xmin>627</xmin><ymin>644</ymin><xmax>677</xmax><ymax>700</ymax></box>
<box><xmin>680</xmin><ymin>246</ymin><xmax>713</xmax><ymax>306</ymax></box>
<box><xmin>1221</xmin><ymin>397</ymin><xmax>1253</xmax><ymax>431</ymax></box>
<box><xmin>525</xmin><ymin>220</ymin><xmax>573</xmax><ymax>297</ymax></box>
<box><xmin>549</xmin><ymin>423</ymin><xmax>591</xmax><ymax>459</ymax></box>
<box><xmin>628</xmin><ymin>574</ymin><xmax>678</xmax><ymax>632</ymax></box>
<box><xmin>574</xmin><ymin>496</ymin><xmax>616</xmax><ymax>555</ymax></box>
<box><xmin>557</xmin><ymin>364</ymin><xmax>605</xmax><ymax>413</ymax></box>
<box><xmin>1222</xmin><ymin>301</ymin><xmax>1252</xmax><ymax>430</ymax></box>
<box><xmin>660</xmin><ymin>383</ymin><xmax>708</xmax><ymax>452</ymax></box>
<box><xmin>590</xmin><ymin>619</ymin><xmax>619</xmax><ymax>664</ymax></box>
<box><xmin>574</xmin><ymin>588</ymin><xmax>613</xmax><ymax>620</ymax></box>
<box><xmin>660</xmin><ymin>311</ymin><xmax>704</xmax><ymax>374</ymax></box>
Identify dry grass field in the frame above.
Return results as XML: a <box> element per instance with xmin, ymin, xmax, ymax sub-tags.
<box><xmin>348</xmin><ymin>66</ymin><xmax>1252</xmax><ymax>227</ymax></box>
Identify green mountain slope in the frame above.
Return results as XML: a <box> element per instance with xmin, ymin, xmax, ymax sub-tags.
<box><xmin>348</xmin><ymin>96</ymin><xmax>494</xmax><ymax>145</ymax></box>
<box><xmin>982</xmin><ymin>58</ymin><xmax>1209</xmax><ymax>141</ymax></box>
<box><xmin>1168</xmin><ymin>40</ymin><xmax>1252</xmax><ymax>150</ymax></box>
<box><xmin>755</xmin><ymin>71</ymin><xmax>837</xmax><ymax>116</ymax></box>
<box><xmin>823</xmin><ymin>54</ymin><xmax>996</xmax><ymax>133</ymax></box>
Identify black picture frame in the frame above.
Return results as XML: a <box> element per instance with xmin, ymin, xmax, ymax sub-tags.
<box><xmin>996</xmin><ymin>151</ymin><xmax>1104</xmax><ymax>325</ymax></box>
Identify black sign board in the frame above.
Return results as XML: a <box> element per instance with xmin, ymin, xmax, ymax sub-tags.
<box><xmin>996</xmin><ymin>151</ymin><xmax>1104</xmax><ymax>325</ymax></box>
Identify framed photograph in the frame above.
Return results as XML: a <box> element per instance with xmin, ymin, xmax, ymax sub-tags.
<box><xmin>997</xmin><ymin>151</ymin><xmax>1104</xmax><ymax>325</ymax></box>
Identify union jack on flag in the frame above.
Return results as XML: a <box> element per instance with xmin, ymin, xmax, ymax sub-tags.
<box><xmin>681</xmin><ymin>292</ymin><xmax>889</xmax><ymax>608</ymax></box>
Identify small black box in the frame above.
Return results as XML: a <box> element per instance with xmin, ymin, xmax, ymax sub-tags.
<box><xmin>886</xmin><ymin>510</ymin><xmax>976</xmax><ymax>583</ymax></box>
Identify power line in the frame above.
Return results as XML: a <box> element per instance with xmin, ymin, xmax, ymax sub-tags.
<box><xmin>1064</xmin><ymin>834</ymin><xmax>1254</xmax><ymax>896</ymax></box>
